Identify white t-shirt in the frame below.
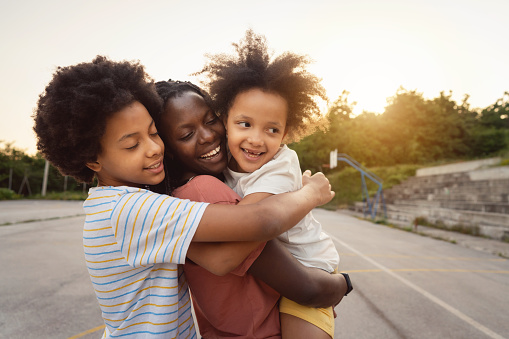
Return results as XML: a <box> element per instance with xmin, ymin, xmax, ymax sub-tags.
<box><xmin>224</xmin><ymin>145</ymin><xmax>339</xmax><ymax>272</ymax></box>
<box><xmin>83</xmin><ymin>186</ymin><xmax>208</xmax><ymax>339</ymax></box>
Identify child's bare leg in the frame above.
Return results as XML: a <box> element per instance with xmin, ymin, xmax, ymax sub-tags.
<box><xmin>280</xmin><ymin>313</ymin><xmax>332</xmax><ymax>339</ymax></box>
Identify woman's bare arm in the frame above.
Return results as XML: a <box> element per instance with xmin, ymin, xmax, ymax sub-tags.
<box><xmin>248</xmin><ymin>239</ymin><xmax>347</xmax><ymax>308</ymax></box>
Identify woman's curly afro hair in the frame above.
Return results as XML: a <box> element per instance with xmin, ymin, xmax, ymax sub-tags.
<box><xmin>153</xmin><ymin>80</ymin><xmax>214</xmax><ymax>127</ymax></box>
<box><xmin>33</xmin><ymin>55</ymin><xmax>162</xmax><ymax>183</ymax></box>
<box><xmin>195</xmin><ymin>29</ymin><xmax>329</xmax><ymax>143</ymax></box>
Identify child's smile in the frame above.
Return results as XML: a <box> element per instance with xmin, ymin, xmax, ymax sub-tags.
<box><xmin>242</xmin><ymin>147</ymin><xmax>265</xmax><ymax>158</ymax></box>
<box><xmin>226</xmin><ymin>88</ymin><xmax>288</xmax><ymax>173</ymax></box>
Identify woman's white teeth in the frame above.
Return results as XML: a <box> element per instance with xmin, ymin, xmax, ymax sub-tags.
<box><xmin>147</xmin><ymin>162</ymin><xmax>160</xmax><ymax>169</ymax></box>
<box><xmin>201</xmin><ymin>146</ymin><xmax>220</xmax><ymax>159</ymax></box>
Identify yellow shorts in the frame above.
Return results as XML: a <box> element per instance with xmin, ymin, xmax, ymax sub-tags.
<box><xmin>279</xmin><ymin>296</ymin><xmax>334</xmax><ymax>338</ymax></box>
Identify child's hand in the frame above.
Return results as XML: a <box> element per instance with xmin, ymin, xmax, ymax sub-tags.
<box><xmin>302</xmin><ymin>170</ymin><xmax>335</xmax><ymax>206</ymax></box>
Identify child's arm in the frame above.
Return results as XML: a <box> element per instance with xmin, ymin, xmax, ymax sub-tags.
<box><xmin>184</xmin><ymin>171</ymin><xmax>331</xmax><ymax>275</ymax></box>
<box><xmin>192</xmin><ymin>170</ymin><xmax>333</xmax><ymax>242</ymax></box>
<box><xmin>248</xmin><ymin>239</ymin><xmax>347</xmax><ymax>308</ymax></box>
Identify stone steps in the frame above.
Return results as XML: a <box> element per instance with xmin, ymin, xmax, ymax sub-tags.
<box><xmin>352</xmin><ymin>158</ymin><xmax>509</xmax><ymax>240</ymax></box>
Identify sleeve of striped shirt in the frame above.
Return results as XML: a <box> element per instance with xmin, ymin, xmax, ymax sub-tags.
<box><xmin>110</xmin><ymin>190</ymin><xmax>208</xmax><ymax>267</ymax></box>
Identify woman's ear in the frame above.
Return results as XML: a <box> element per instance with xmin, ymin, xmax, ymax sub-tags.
<box><xmin>164</xmin><ymin>149</ymin><xmax>174</xmax><ymax>160</ymax></box>
<box><xmin>222</xmin><ymin>115</ymin><xmax>228</xmax><ymax>136</ymax></box>
<box><xmin>86</xmin><ymin>161</ymin><xmax>102</xmax><ymax>172</ymax></box>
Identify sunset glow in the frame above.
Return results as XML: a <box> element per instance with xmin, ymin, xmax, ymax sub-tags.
<box><xmin>1</xmin><ymin>0</ymin><xmax>507</xmax><ymax>154</ymax></box>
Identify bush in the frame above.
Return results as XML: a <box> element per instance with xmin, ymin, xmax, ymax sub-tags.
<box><xmin>0</xmin><ymin>188</ymin><xmax>21</xmax><ymax>200</ymax></box>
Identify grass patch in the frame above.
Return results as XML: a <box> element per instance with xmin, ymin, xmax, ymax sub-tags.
<box><xmin>0</xmin><ymin>188</ymin><xmax>22</xmax><ymax>200</ymax></box>
<box><xmin>326</xmin><ymin>163</ymin><xmax>421</xmax><ymax>208</ymax></box>
<box><xmin>413</xmin><ymin>216</ymin><xmax>481</xmax><ymax>237</ymax></box>
<box><xmin>29</xmin><ymin>191</ymin><xmax>87</xmax><ymax>201</ymax></box>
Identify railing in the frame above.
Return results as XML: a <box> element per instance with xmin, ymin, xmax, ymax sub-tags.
<box><xmin>331</xmin><ymin>150</ymin><xmax>387</xmax><ymax>219</ymax></box>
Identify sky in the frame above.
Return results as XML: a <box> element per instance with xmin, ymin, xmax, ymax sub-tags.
<box><xmin>1</xmin><ymin>0</ymin><xmax>508</xmax><ymax>155</ymax></box>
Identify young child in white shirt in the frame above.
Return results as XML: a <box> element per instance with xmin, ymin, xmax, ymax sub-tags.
<box><xmin>198</xmin><ymin>30</ymin><xmax>343</xmax><ymax>339</ymax></box>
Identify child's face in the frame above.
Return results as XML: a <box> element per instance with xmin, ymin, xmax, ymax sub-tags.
<box><xmin>225</xmin><ymin>88</ymin><xmax>287</xmax><ymax>173</ymax></box>
<box><xmin>89</xmin><ymin>101</ymin><xmax>165</xmax><ymax>187</ymax></box>
<box><xmin>159</xmin><ymin>91</ymin><xmax>227</xmax><ymax>181</ymax></box>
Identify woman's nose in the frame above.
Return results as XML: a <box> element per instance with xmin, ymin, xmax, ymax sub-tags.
<box><xmin>198</xmin><ymin>127</ymin><xmax>215</xmax><ymax>144</ymax></box>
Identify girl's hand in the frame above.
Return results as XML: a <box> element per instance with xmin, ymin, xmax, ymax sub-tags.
<box><xmin>302</xmin><ymin>170</ymin><xmax>335</xmax><ymax>206</ymax></box>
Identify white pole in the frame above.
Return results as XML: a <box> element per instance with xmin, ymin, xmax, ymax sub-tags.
<box><xmin>8</xmin><ymin>168</ymin><xmax>13</xmax><ymax>190</ymax></box>
<box><xmin>41</xmin><ymin>160</ymin><xmax>50</xmax><ymax>197</ymax></box>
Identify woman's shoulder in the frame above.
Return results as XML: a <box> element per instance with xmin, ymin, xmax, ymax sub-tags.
<box><xmin>174</xmin><ymin>175</ymin><xmax>240</xmax><ymax>205</ymax></box>
<box><xmin>190</xmin><ymin>175</ymin><xmax>225</xmax><ymax>185</ymax></box>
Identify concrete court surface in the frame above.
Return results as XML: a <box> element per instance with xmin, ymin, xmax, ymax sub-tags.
<box><xmin>1</xmin><ymin>200</ymin><xmax>508</xmax><ymax>339</ymax></box>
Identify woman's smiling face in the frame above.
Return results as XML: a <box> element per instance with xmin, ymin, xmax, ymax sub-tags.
<box><xmin>159</xmin><ymin>91</ymin><xmax>228</xmax><ymax>181</ymax></box>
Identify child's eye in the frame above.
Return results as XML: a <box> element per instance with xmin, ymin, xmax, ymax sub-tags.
<box><xmin>268</xmin><ymin>128</ymin><xmax>279</xmax><ymax>134</ymax></box>
<box><xmin>126</xmin><ymin>143</ymin><xmax>139</xmax><ymax>150</ymax></box>
<box><xmin>238</xmin><ymin>122</ymin><xmax>250</xmax><ymax>128</ymax></box>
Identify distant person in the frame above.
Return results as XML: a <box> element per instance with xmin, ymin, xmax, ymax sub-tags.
<box><xmin>195</xmin><ymin>29</ymin><xmax>351</xmax><ymax>339</ymax></box>
<box><xmin>153</xmin><ymin>79</ymin><xmax>349</xmax><ymax>338</ymax></box>
<box><xmin>32</xmin><ymin>55</ymin><xmax>336</xmax><ymax>339</ymax></box>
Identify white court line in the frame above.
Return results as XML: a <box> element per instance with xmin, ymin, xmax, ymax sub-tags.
<box><xmin>331</xmin><ymin>235</ymin><xmax>506</xmax><ymax>339</ymax></box>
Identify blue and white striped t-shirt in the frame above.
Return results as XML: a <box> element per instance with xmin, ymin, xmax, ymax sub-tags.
<box><xmin>83</xmin><ymin>186</ymin><xmax>208</xmax><ymax>338</ymax></box>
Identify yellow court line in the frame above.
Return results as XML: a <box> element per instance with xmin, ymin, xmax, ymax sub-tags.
<box><xmin>338</xmin><ymin>252</ymin><xmax>507</xmax><ymax>262</ymax></box>
<box><xmin>68</xmin><ymin>324</ymin><xmax>105</xmax><ymax>339</ymax></box>
<box><xmin>345</xmin><ymin>268</ymin><xmax>509</xmax><ymax>274</ymax></box>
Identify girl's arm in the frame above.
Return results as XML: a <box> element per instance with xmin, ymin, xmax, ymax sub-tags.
<box><xmin>191</xmin><ymin>171</ymin><xmax>333</xmax><ymax>242</ymax></box>
<box><xmin>186</xmin><ymin>241</ymin><xmax>261</xmax><ymax>276</ymax></box>
<box><xmin>248</xmin><ymin>239</ymin><xmax>347</xmax><ymax>308</ymax></box>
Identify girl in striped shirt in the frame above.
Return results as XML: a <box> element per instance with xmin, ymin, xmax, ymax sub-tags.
<box><xmin>33</xmin><ymin>55</ymin><xmax>335</xmax><ymax>339</ymax></box>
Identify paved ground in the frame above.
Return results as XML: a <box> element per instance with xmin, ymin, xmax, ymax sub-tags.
<box><xmin>340</xmin><ymin>209</ymin><xmax>509</xmax><ymax>259</ymax></box>
<box><xmin>1</xmin><ymin>200</ymin><xmax>508</xmax><ymax>339</ymax></box>
<box><xmin>0</xmin><ymin>200</ymin><xmax>84</xmax><ymax>225</ymax></box>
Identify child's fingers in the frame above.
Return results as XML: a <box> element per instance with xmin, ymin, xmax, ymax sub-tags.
<box><xmin>303</xmin><ymin>169</ymin><xmax>311</xmax><ymax>177</ymax></box>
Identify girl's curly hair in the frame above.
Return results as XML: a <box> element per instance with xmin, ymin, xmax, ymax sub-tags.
<box><xmin>195</xmin><ymin>29</ymin><xmax>328</xmax><ymax>143</ymax></box>
<box><xmin>33</xmin><ymin>55</ymin><xmax>162</xmax><ymax>183</ymax></box>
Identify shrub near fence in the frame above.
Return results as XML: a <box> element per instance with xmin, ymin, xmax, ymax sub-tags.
<box><xmin>1</xmin><ymin>141</ymin><xmax>85</xmax><ymax>197</ymax></box>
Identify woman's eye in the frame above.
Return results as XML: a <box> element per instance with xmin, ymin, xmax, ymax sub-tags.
<box><xmin>150</xmin><ymin>132</ymin><xmax>159</xmax><ymax>137</ymax></box>
<box><xmin>206</xmin><ymin>116</ymin><xmax>218</xmax><ymax>125</ymax></box>
<box><xmin>180</xmin><ymin>132</ymin><xmax>193</xmax><ymax>141</ymax></box>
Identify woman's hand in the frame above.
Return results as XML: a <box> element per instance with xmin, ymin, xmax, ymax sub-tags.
<box><xmin>302</xmin><ymin>170</ymin><xmax>335</xmax><ymax>206</ymax></box>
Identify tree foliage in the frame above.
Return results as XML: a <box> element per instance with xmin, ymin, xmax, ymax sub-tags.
<box><xmin>2</xmin><ymin>90</ymin><xmax>508</xmax><ymax>196</ymax></box>
<box><xmin>292</xmin><ymin>89</ymin><xmax>509</xmax><ymax>171</ymax></box>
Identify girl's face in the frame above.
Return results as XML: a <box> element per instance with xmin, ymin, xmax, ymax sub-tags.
<box><xmin>225</xmin><ymin>88</ymin><xmax>288</xmax><ymax>173</ymax></box>
<box><xmin>88</xmin><ymin>101</ymin><xmax>165</xmax><ymax>187</ymax></box>
<box><xmin>159</xmin><ymin>91</ymin><xmax>227</xmax><ymax>181</ymax></box>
